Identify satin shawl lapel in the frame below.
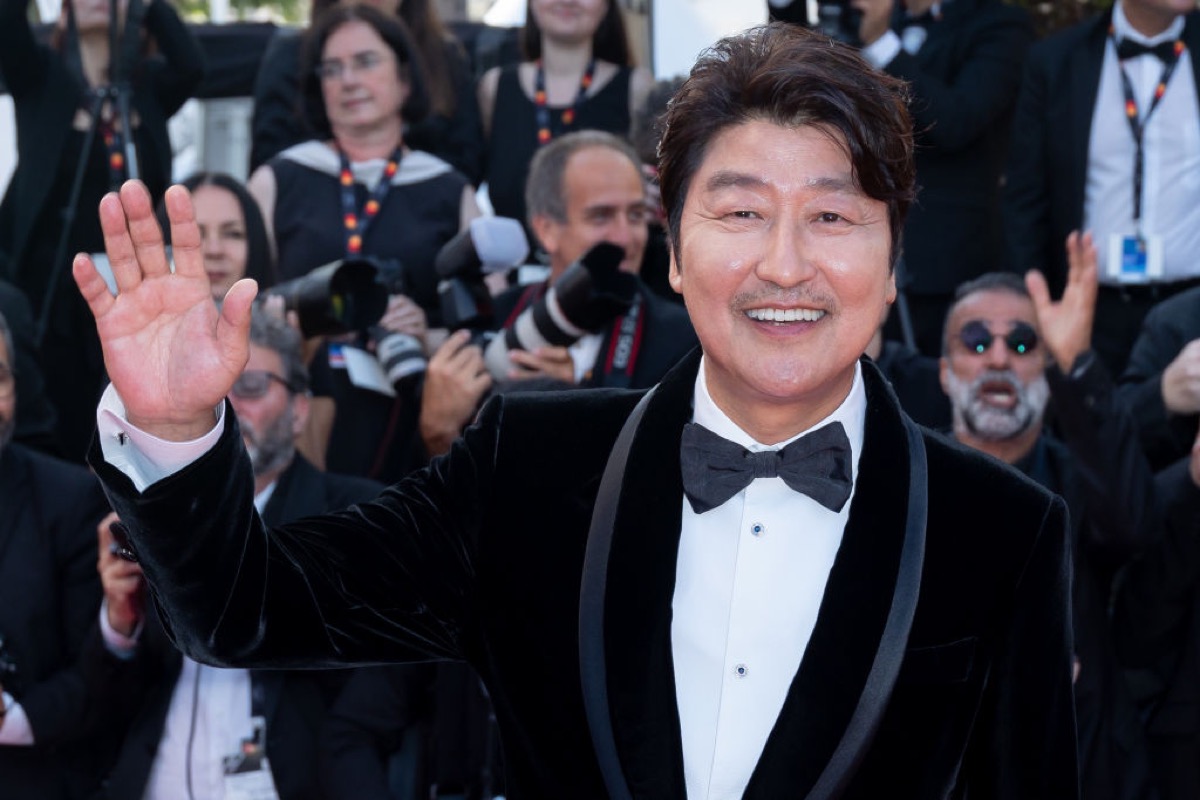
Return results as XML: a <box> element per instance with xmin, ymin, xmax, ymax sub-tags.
<box><xmin>741</xmin><ymin>361</ymin><xmax>916</xmax><ymax>798</ymax></box>
<box><xmin>0</xmin><ymin>448</ymin><xmax>32</xmax><ymax>569</ymax></box>
<box><xmin>593</xmin><ymin>350</ymin><xmax>698</xmax><ymax>799</ymax></box>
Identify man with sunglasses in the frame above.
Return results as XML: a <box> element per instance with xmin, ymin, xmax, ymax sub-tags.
<box><xmin>82</xmin><ymin>309</ymin><xmax>383</xmax><ymax>800</ymax></box>
<box><xmin>940</xmin><ymin>234</ymin><xmax>1160</xmax><ymax>800</ymax></box>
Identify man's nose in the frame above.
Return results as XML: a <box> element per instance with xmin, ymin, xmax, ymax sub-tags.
<box><xmin>983</xmin><ymin>335</ymin><xmax>1011</xmax><ymax>368</ymax></box>
<box><xmin>756</xmin><ymin>221</ymin><xmax>817</xmax><ymax>287</ymax></box>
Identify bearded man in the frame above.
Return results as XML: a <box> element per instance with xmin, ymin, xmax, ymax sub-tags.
<box><xmin>939</xmin><ymin>239</ymin><xmax>1160</xmax><ymax>800</ymax></box>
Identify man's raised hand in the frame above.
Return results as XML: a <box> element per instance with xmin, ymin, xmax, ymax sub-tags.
<box><xmin>1027</xmin><ymin>230</ymin><xmax>1098</xmax><ymax>373</ymax></box>
<box><xmin>72</xmin><ymin>181</ymin><xmax>257</xmax><ymax>440</ymax></box>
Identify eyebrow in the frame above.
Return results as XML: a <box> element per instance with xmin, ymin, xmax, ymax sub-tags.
<box><xmin>703</xmin><ymin>170</ymin><xmax>861</xmax><ymax>195</ymax></box>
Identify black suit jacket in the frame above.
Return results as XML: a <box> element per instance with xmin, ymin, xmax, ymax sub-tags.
<box><xmin>90</xmin><ymin>354</ymin><xmax>1077</xmax><ymax>798</ymax></box>
<box><xmin>1005</xmin><ymin>9</ymin><xmax>1200</xmax><ymax>292</ymax></box>
<box><xmin>0</xmin><ymin>444</ymin><xmax>109</xmax><ymax>800</ymax></box>
<box><xmin>82</xmin><ymin>455</ymin><xmax>381</xmax><ymax>800</ymax></box>
<box><xmin>882</xmin><ymin>0</ymin><xmax>1033</xmax><ymax>295</ymax></box>
<box><xmin>1114</xmin><ymin>459</ymin><xmax>1200</xmax><ymax>800</ymax></box>
<box><xmin>1117</xmin><ymin>285</ymin><xmax>1200</xmax><ymax>470</ymax></box>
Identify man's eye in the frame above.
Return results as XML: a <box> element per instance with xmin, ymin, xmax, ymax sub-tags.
<box><xmin>818</xmin><ymin>212</ymin><xmax>845</xmax><ymax>223</ymax></box>
<box><xmin>730</xmin><ymin>210</ymin><xmax>758</xmax><ymax>219</ymax></box>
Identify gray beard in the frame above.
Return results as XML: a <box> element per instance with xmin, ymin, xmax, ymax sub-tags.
<box><xmin>946</xmin><ymin>368</ymin><xmax>1049</xmax><ymax>441</ymax></box>
<box><xmin>242</xmin><ymin>409</ymin><xmax>295</xmax><ymax>480</ymax></box>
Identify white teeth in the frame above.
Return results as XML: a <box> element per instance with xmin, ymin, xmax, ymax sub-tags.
<box><xmin>745</xmin><ymin>308</ymin><xmax>825</xmax><ymax>323</ymax></box>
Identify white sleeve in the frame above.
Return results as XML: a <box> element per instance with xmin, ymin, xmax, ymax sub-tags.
<box><xmin>96</xmin><ymin>383</ymin><xmax>227</xmax><ymax>492</ymax></box>
<box><xmin>861</xmin><ymin>30</ymin><xmax>902</xmax><ymax>70</ymax></box>
<box><xmin>0</xmin><ymin>692</ymin><xmax>34</xmax><ymax>745</ymax></box>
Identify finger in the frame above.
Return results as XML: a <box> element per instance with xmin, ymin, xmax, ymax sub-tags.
<box><xmin>433</xmin><ymin>330</ymin><xmax>472</xmax><ymax>363</ymax></box>
<box><xmin>217</xmin><ymin>278</ymin><xmax>258</xmax><ymax>367</ymax></box>
<box><xmin>119</xmin><ymin>181</ymin><xmax>173</xmax><ymax>283</ymax></box>
<box><xmin>96</xmin><ymin>190</ymin><xmax>144</xmax><ymax>295</ymax></box>
<box><xmin>163</xmin><ymin>184</ymin><xmax>205</xmax><ymax>281</ymax></box>
<box><xmin>73</xmin><ymin>253</ymin><xmax>116</xmax><ymax>319</ymax></box>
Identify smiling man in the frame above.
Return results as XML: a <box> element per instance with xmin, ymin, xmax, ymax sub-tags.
<box><xmin>76</xmin><ymin>23</ymin><xmax>1077</xmax><ymax>800</ymax></box>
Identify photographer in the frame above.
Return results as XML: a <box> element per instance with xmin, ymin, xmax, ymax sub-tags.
<box><xmin>852</xmin><ymin>0</ymin><xmax>1034</xmax><ymax>355</ymax></box>
<box><xmin>0</xmin><ymin>0</ymin><xmax>204</xmax><ymax>460</ymax></box>
<box><xmin>491</xmin><ymin>130</ymin><xmax>695</xmax><ymax>390</ymax></box>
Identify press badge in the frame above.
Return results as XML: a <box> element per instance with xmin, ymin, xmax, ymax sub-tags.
<box><xmin>222</xmin><ymin>716</ymin><xmax>280</xmax><ymax>800</ymax></box>
<box><xmin>1107</xmin><ymin>233</ymin><xmax>1164</xmax><ymax>283</ymax></box>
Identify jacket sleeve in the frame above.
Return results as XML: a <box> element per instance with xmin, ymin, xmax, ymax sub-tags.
<box><xmin>18</xmin><ymin>475</ymin><xmax>110</xmax><ymax>745</ymax></box>
<box><xmin>88</xmin><ymin>395</ymin><xmax>505</xmax><ymax>670</ymax></box>
<box><xmin>141</xmin><ymin>0</ymin><xmax>205</xmax><ymax>118</ymax></box>
<box><xmin>968</xmin><ymin>493</ymin><xmax>1079</xmax><ymax>800</ymax></box>
<box><xmin>0</xmin><ymin>0</ymin><xmax>52</xmax><ymax>98</ymax></box>
<box><xmin>1113</xmin><ymin>460</ymin><xmax>1200</xmax><ymax>669</ymax></box>
<box><xmin>883</xmin><ymin>6</ymin><xmax>1033</xmax><ymax>153</ymax></box>
<box><xmin>1004</xmin><ymin>43</ymin><xmax>1057</xmax><ymax>281</ymax></box>
<box><xmin>1047</xmin><ymin>351</ymin><xmax>1161</xmax><ymax>560</ymax></box>
<box><xmin>1117</xmin><ymin>304</ymin><xmax>1199</xmax><ymax>470</ymax></box>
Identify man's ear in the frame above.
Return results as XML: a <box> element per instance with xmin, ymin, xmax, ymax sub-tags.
<box><xmin>668</xmin><ymin>248</ymin><xmax>682</xmax><ymax>294</ymax></box>
<box><xmin>530</xmin><ymin>214</ymin><xmax>560</xmax><ymax>259</ymax></box>
<box><xmin>291</xmin><ymin>392</ymin><xmax>311</xmax><ymax>438</ymax></box>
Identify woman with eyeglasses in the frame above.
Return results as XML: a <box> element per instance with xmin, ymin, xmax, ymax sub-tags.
<box><xmin>477</xmin><ymin>0</ymin><xmax>653</xmax><ymax>227</ymax></box>
<box><xmin>158</xmin><ymin>172</ymin><xmax>278</xmax><ymax>303</ymax></box>
<box><xmin>0</xmin><ymin>0</ymin><xmax>203</xmax><ymax>461</ymax></box>
<box><xmin>250</xmin><ymin>0</ymin><xmax>483</xmax><ymax>183</ymax></box>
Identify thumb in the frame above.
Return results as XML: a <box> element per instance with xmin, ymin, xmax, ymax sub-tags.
<box><xmin>1025</xmin><ymin>270</ymin><xmax>1052</xmax><ymax>318</ymax></box>
<box><xmin>218</xmin><ymin>278</ymin><xmax>258</xmax><ymax>345</ymax></box>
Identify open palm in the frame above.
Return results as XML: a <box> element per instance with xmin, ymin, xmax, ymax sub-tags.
<box><xmin>73</xmin><ymin>182</ymin><xmax>257</xmax><ymax>440</ymax></box>
<box><xmin>1026</xmin><ymin>231</ymin><xmax>1097</xmax><ymax>373</ymax></box>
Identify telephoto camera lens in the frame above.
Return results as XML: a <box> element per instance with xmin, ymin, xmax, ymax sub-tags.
<box><xmin>373</xmin><ymin>327</ymin><xmax>427</xmax><ymax>385</ymax></box>
<box><xmin>483</xmin><ymin>242</ymin><xmax>637</xmax><ymax>380</ymax></box>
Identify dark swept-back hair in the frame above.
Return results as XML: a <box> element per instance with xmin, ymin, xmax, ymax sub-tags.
<box><xmin>309</xmin><ymin>0</ymin><xmax>458</xmax><ymax>119</ymax></box>
<box><xmin>159</xmin><ymin>172</ymin><xmax>278</xmax><ymax>291</ymax></box>
<box><xmin>658</xmin><ymin>23</ymin><xmax>916</xmax><ymax>270</ymax></box>
<box><xmin>521</xmin><ymin>0</ymin><xmax>633</xmax><ymax>66</ymax></box>
<box><xmin>301</xmin><ymin>4</ymin><xmax>431</xmax><ymax>138</ymax></box>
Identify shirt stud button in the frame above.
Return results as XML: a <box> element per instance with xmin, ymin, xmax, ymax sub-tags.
<box><xmin>750</xmin><ymin>522</ymin><xmax>765</xmax><ymax>537</ymax></box>
<box><xmin>734</xmin><ymin>663</ymin><xmax>748</xmax><ymax>678</ymax></box>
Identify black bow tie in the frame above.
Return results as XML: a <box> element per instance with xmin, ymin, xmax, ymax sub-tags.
<box><xmin>680</xmin><ymin>421</ymin><xmax>853</xmax><ymax>515</ymax></box>
<box><xmin>1116</xmin><ymin>38</ymin><xmax>1179</xmax><ymax>63</ymax></box>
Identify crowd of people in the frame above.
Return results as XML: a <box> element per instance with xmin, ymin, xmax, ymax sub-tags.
<box><xmin>2</xmin><ymin>0</ymin><xmax>1200</xmax><ymax>797</ymax></box>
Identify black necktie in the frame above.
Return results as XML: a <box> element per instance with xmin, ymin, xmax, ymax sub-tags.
<box><xmin>1116</xmin><ymin>38</ymin><xmax>1178</xmax><ymax>63</ymax></box>
<box><xmin>680</xmin><ymin>421</ymin><xmax>853</xmax><ymax>515</ymax></box>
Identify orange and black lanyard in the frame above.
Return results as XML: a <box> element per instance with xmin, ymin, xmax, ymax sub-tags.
<box><xmin>533</xmin><ymin>59</ymin><xmax>595</xmax><ymax>146</ymax></box>
<box><xmin>1110</xmin><ymin>27</ymin><xmax>1186</xmax><ymax>226</ymax></box>
<box><xmin>337</xmin><ymin>144</ymin><xmax>403</xmax><ymax>257</ymax></box>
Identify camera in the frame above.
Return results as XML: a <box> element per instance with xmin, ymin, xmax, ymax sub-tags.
<box><xmin>266</xmin><ymin>259</ymin><xmax>389</xmax><ymax>337</ymax></box>
<box><xmin>483</xmin><ymin>242</ymin><xmax>638</xmax><ymax>381</ymax></box>
<box><xmin>436</xmin><ymin>217</ymin><xmax>531</xmax><ymax>336</ymax></box>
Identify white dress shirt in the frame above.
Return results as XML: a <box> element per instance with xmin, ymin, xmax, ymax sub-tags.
<box><xmin>99</xmin><ymin>486</ymin><xmax>278</xmax><ymax>800</ymax></box>
<box><xmin>1085</xmin><ymin>0</ymin><xmax>1200</xmax><ymax>282</ymax></box>
<box><xmin>673</xmin><ymin>360</ymin><xmax>865</xmax><ymax>800</ymax></box>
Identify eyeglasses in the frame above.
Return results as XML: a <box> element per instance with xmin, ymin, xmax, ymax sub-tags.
<box><xmin>231</xmin><ymin>370</ymin><xmax>296</xmax><ymax>399</ymax></box>
<box><xmin>315</xmin><ymin>50</ymin><xmax>388</xmax><ymax>82</ymax></box>
<box><xmin>958</xmin><ymin>320</ymin><xmax>1039</xmax><ymax>356</ymax></box>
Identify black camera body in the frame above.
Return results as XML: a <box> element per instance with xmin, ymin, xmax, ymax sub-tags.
<box><xmin>267</xmin><ymin>258</ymin><xmax>389</xmax><ymax>338</ymax></box>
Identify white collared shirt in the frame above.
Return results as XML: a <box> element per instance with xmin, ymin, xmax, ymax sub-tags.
<box><xmin>99</xmin><ymin>488</ymin><xmax>277</xmax><ymax>800</ymax></box>
<box><xmin>673</xmin><ymin>359</ymin><xmax>866</xmax><ymax>800</ymax></box>
<box><xmin>1085</xmin><ymin>0</ymin><xmax>1200</xmax><ymax>282</ymax></box>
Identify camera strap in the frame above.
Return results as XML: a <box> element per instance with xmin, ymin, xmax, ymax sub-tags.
<box><xmin>336</xmin><ymin>145</ymin><xmax>404</xmax><ymax>257</ymax></box>
<box><xmin>596</xmin><ymin>293</ymin><xmax>644</xmax><ymax>389</ymax></box>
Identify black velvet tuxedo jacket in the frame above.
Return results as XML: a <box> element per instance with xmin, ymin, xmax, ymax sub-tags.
<box><xmin>1005</xmin><ymin>9</ymin><xmax>1200</xmax><ymax>294</ymax></box>
<box><xmin>0</xmin><ymin>444</ymin><xmax>110</xmax><ymax>800</ymax></box>
<box><xmin>91</xmin><ymin>353</ymin><xmax>1078</xmax><ymax>799</ymax></box>
<box><xmin>882</xmin><ymin>0</ymin><xmax>1034</xmax><ymax>296</ymax></box>
<box><xmin>81</xmin><ymin>455</ymin><xmax>381</xmax><ymax>800</ymax></box>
